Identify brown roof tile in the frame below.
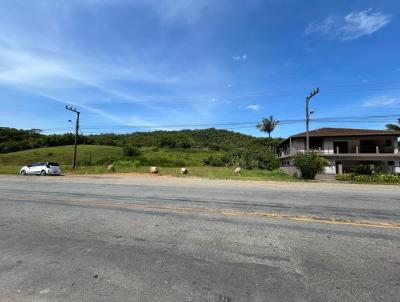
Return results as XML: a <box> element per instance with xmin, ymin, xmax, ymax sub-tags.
<box><xmin>292</xmin><ymin>127</ymin><xmax>400</xmax><ymax>138</ymax></box>
<box><xmin>278</xmin><ymin>127</ymin><xmax>400</xmax><ymax>148</ymax></box>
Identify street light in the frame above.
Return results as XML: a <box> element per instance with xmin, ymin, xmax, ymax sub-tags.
<box><xmin>306</xmin><ymin>88</ymin><xmax>319</xmax><ymax>151</ymax></box>
<box><xmin>65</xmin><ymin>106</ymin><xmax>80</xmax><ymax>169</ymax></box>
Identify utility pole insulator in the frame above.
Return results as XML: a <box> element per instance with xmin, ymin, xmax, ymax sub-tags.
<box><xmin>65</xmin><ymin>105</ymin><xmax>81</xmax><ymax>169</ymax></box>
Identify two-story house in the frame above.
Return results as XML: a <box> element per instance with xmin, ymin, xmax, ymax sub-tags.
<box><xmin>278</xmin><ymin>127</ymin><xmax>400</xmax><ymax>175</ymax></box>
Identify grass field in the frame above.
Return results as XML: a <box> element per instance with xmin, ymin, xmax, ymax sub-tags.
<box><xmin>62</xmin><ymin>166</ymin><xmax>294</xmax><ymax>181</ymax></box>
<box><xmin>0</xmin><ymin>145</ymin><xmax>124</xmax><ymax>165</ymax></box>
<box><xmin>0</xmin><ymin>145</ymin><xmax>294</xmax><ymax>181</ymax></box>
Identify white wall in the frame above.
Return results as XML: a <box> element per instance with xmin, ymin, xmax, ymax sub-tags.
<box><xmin>324</xmin><ymin>159</ymin><xmax>336</xmax><ymax>174</ymax></box>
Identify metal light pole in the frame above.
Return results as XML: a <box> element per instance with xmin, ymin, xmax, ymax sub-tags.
<box><xmin>65</xmin><ymin>106</ymin><xmax>80</xmax><ymax>169</ymax></box>
<box><xmin>306</xmin><ymin>88</ymin><xmax>319</xmax><ymax>151</ymax></box>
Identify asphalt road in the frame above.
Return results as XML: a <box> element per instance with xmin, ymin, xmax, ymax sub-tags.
<box><xmin>0</xmin><ymin>174</ymin><xmax>399</xmax><ymax>301</ymax></box>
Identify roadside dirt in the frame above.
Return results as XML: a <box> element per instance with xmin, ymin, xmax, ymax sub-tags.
<box><xmin>3</xmin><ymin>173</ymin><xmax>398</xmax><ymax>192</ymax></box>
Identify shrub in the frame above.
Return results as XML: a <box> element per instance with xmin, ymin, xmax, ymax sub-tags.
<box><xmin>337</xmin><ymin>173</ymin><xmax>400</xmax><ymax>184</ymax></box>
<box><xmin>122</xmin><ymin>145</ymin><xmax>141</xmax><ymax>157</ymax></box>
<box><xmin>293</xmin><ymin>152</ymin><xmax>329</xmax><ymax>179</ymax></box>
<box><xmin>231</xmin><ymin>146</ymin><xmax>280</xmax><ymax>170</ymax></box>
<box><xmin>336</xmin><ymin>173</ymin><xmax>354</xmax><ymax>182</ymax></box>
<box><xmin>352</xmin><ymin>164</ymin><xmax>373</xmax><ymax>175</ymax></box>
<box><xmin>202</xmin><ymin>154</ymin><xmax>230</xmax><ymax>167</ymax></box>
<box><xmin>202</xmin><ymin>146</ymin><xmax>280</xmax><ymax>170</ymax></box>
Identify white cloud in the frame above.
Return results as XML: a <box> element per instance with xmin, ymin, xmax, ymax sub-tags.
<box><xmin>246</xmin><ymin>104</ymin><xmax>260</xmax><ymax>111</ymax></box>
<box><xmin>305</xmin><ymin>9</ymin><xmax>392</xmax><ymax>41</ymax></box>
<box><xmin>363</xmin><ymin>95</ymin><xmax>400</xmax><ymax>107</ymax></box>
<box><xmin>232</xmin><ymin>54</ymin><xmax>247</xmax><ymax>61</ymax></box>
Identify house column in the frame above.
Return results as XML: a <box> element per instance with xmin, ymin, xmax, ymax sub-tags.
<box><xmin>337</xmin><ymin>163</ymin><xmax>343</xmax><ymax>175</ymax></box>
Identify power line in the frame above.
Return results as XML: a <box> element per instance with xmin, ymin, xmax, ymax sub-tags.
<box><xmin>38</xmin><ymin>113</ymin><xmax>400</xmax><ymax>133</ymax></box>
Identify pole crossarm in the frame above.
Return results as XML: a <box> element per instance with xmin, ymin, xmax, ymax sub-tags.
<box><xmin>65</xmin><ymin>105</ymin><xmax>80</xmax><ymax>114</ymax></box>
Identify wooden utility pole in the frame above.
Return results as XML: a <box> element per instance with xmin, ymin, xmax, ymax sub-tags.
<box><xmin>65</xmin><ymin>106</ymin><xmax>80</xmax><ymax>169</ymax></box>
<box><xmin>305</xmin><ymin>88</ymin><xmax>319</xmax><ymax>151</ymax></box>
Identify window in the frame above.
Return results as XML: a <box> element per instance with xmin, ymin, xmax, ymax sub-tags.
<box><xmin>388</xmin><ymin>161</ymin><xmax>395</xmax><ymax>166</ymax></box>
<box><xmin>385</xmin><ymin>139</ymin><xmax>392</xmax><ymax>147</ymax></box>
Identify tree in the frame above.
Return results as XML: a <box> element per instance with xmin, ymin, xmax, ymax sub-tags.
<box><xmin>257</xmin><ymin>115</ymin><xmax>279</xmax><ymax>138</ymax></box>
<box><xmin>386</xmin><ymin>123</ymin><xmax>400</xmax><ymax>131</ymax></box>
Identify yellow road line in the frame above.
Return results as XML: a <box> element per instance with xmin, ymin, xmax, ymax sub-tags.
<box><xmin>4</xmin><ymin>194</ymin><xmax>400</xmax><ymax>229</ymax></box>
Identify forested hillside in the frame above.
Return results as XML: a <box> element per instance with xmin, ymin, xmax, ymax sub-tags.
<box><xmin>0</xmin><ymin>127</ymin><xmax>90</xmax><ymax>153</ymax></box>
<box><xmin>0</xmin><ymin>127</ymin><xmax>282</xmax><ymax>153</ymax></box>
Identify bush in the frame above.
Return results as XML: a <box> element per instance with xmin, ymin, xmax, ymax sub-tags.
<box><xmin>337</xmin><ymin>173</ymin><xmax>400</xmax><ymax>184</ymax></box>
<box><xmin>336</xmin><ymin>174</ymin><xmax>354</xmax><ymax>182</ymax></box>
<box><xmin>228</xmin><ymin>146</ymin><xmax>280</xmax><ymax>170</ymax></box>
<box><xmin>352</xmin><ymin>164</ymin><xmax>373</xmax><ymax>175</ymax></box>
<box><xmin>202</xmin><ymin>146</ymin><xmax>280</xmax><ymax>170</ymax></box>
<box><xmin>122</xmin><ymin>145</ymin><xmax>141</xmax><ymax>157</ymax></box>
<box><xmin>202</xmin><ymin>154</ymin><xmax>230</xmax><ymax>167</ymax></box>
<box><xmin>293</xmin><ymin>152</ymin><xmax>329</xmax><ymax>179</ymax></box>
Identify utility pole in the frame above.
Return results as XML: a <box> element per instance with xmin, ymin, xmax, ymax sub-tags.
<box><xmin>306</xmin><ymin>88</ymin><xmax>319</xmax><ymax>152</ymax></box>
<box><xmin>65</xmin><ymin>106</ymin><xmax>80</xmax><ymax>169</ymax></box>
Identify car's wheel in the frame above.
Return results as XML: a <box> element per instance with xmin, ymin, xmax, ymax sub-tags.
<box><xmin>40</xmin><ymin>170</ymin><xmax>47</xmax><ymax>176</ymax></box>
<box><xmin>20</xmin><ymin>170</ymin><xmax>27</xmax><ymax>176</ymax></box>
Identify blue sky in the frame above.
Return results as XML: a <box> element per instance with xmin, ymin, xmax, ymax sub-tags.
<box><xmin>0</xmin><ymin>0</ymin><xmax>399</xmax><ymax>137</ymax></box>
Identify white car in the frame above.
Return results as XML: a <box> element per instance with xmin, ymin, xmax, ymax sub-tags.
<box><xmin>20</xmin><ymin>162</ymin><xmax>61</xmax><ymax>176</ymax></box>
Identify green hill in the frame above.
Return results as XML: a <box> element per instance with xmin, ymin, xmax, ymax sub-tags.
<box><xmin>0</xmin><ymin>144</ymin><xmax>220</xmax><ymax>167</ymax></box>
<box><xmin>1</xmin><ymin>126</ymin><xmax>282</xmax><ymax>154</ymax></box>
<box><xmin>0</xmin><ymin>145</ymin><xmax>123</xmax><ymax>166</ymax></box>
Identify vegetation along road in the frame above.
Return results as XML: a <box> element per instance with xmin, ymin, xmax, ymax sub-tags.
<box><xmin>0</xmin><ymin>175</ymin><xmax>399</xmax><ymax>301</ymax></box>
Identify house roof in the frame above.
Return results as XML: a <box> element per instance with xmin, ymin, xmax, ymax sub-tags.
<box><xmin>278</xmin><ymin>127</ymin><xmax>400</xmax><ymax>147</ymax></box>
<box><xmin>292</xmin><ymin>127</ymin><xmax>400</xmax><ymax>138</ymax></box>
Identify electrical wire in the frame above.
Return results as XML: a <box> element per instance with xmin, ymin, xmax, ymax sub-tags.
<box><xmin>38</xmin><ymin>113</ymin><xmax>400</xmax><ymax>134</ymax></box>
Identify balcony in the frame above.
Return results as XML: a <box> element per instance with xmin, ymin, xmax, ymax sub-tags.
<box><xmin>278</xmin><ymin>146</ymin><xmax>399</xmax><ymax>159</ymax></box>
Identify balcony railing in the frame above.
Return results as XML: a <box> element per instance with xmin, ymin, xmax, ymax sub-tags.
<box><xmin>278</xmin><ymin>146</ymin><xmax>399</xmax><ymax>158</ymax></box>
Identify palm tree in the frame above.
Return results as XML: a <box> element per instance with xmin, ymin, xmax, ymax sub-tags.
<box><xmin>386</xmin><ymin>123</ymin><xmax>400</xmax><ymax>131</ymax></box>
<box><xmin>257</xmin><ymin>115</ymin><xmax>279</xmax><ymax>138</ymax></box>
